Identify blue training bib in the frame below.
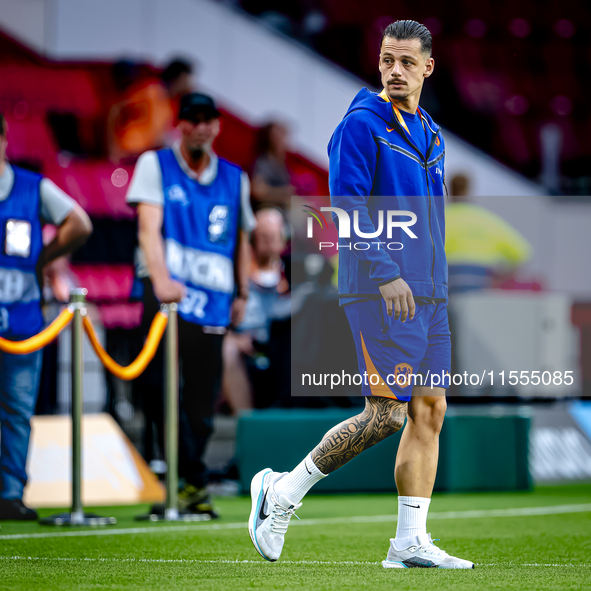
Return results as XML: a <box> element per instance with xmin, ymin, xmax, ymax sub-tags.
<box><xmin>158</xmin><ymin>149</ymin><xmax>242</xmax><ymax>327</ymax></box>
<box><xmin>0</xmin><ymin>165</ymin><xmax>44</xmax><ymax>339</ymax></box>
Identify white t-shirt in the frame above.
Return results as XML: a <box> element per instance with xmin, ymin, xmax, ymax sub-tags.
<box><xmin>126</xmin><ymin>143</ymin><xmax>256</xmax><ymax>232</ymax></box>
<box><xmin>0</xmin><ymin>163</ymin><xmax>75</xmax><ymax>225</ymax></box>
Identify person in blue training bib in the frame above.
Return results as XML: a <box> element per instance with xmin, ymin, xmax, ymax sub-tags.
<box><xmin>249</xmin><ymin>21</ymin><xmax>474</xmax><ymax>569</ymax></box>
<box><xmin>0</xmin><ymin>113</ymin><xmax>92</xmax><ymax>520</ymax></box>
<box><xmin>126</xmin><ymin>93</ymin><xmax>255</xmax><ymax>517</ymax></box>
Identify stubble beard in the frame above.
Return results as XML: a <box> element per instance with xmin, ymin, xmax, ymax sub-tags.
<box><xmin>383</xmin><ymin>77</ymin><xmax>409</xmax><ymax>101</ymax></box>
<box><xmin>387</xmin><ymin>88</ymin><xmax>410</xmax><ymax>103</ymax></box>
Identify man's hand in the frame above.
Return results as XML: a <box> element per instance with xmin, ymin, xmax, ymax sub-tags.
<box><xmin>228</xmin><ymin>331</ymin><xmax>255</xmax><ymax>356</ymax></box>
<box><xmin>230</xmin><ymin>296</ymin><xmax>247</xmax><ymax>327</ymax></box>
<box><xmin>153</xmin><ymin>277</ymin><xmax>186</xmax><ymax>304</ymax></box>
<box><xmin>379</xmin><ymin>278</ymin><xmax>415</xmax><ymax>322</ymax></box>
<box><xmin>137</xmin><ymin>203</ymin><xmax>185</xmax><ymax>305</ymax></box>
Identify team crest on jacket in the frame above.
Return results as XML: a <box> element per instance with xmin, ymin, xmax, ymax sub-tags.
<box><xmin>208</xmin><ymin>205</ymin><xmax>229</xmax><ymax>242</ymax></box>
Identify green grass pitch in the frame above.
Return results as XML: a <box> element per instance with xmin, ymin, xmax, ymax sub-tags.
<box><xmin>0</xmin><ymin>483</ymin><xmax>589</xmax><ymax>590</ymax></box>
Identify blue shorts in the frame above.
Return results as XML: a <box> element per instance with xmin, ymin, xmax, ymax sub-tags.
<box><xmin>344</xmin><ymin>299</ymin><xmax>451</xmax><ymax>402</ymax></box>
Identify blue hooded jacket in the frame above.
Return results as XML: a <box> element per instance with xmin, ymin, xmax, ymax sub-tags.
<box><xmin>327</xmin><ymin>88</ymin><xmax>448</xmax><ymax>305</ymax></box>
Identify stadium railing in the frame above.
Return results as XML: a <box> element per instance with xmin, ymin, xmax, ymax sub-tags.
<box><xmin>0</xmin><ymin>289</ymin><xmax>182</xmax><ymax>524</ymax></box>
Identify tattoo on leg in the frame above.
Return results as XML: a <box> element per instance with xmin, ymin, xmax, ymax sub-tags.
<box><xmin>310</xmin><ymin>398</ymin><xmax>407</xmax><ymax>474</ymax></box>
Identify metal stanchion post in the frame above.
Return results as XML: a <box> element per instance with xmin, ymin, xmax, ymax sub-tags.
<box><xmin>165</xmin><ymin>303</ymin><xmax>179</xmax><ymax>520</ymax></box>
<box><xmin>136</xmin><ymin>303</ymin><xmax>209</xmax><ymax>522</ymax></box>
<box><xmin>71</xmin><ymin>288</ymin><xmax>84</xmax><ymax>523</ymax></box>
<box><xmin>41</xmin><ymin>289</ymin><xmax>116</xmax><ymax>526</ymax></box>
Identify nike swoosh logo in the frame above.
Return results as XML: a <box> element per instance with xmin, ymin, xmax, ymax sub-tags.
<box><xmin>258</xmin><ymin>489</ymin><xmax>270</xmax><ymax>522</ymax></box>
<box><xmin>403</xmin><ymin>504</ymin><xmax>421</xmax><ymax>508</ymax></box>
<box><xmin>403</xmin><ymin>557</ymin><xmax>436</xmax><ymax>568</ymax></box>
<box><xmin>386</xmin><ymin>127</ymin><xmax>395</xmax><ymax>132</ymax></box>
<box><xmin>305</xmin><ymin>461</ymin><xmax>312</xmax><ymax>475</ymax></box>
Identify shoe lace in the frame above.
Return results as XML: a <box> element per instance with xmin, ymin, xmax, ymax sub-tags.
<box><xmin>418</xmin><ymin>537</ymin><xmax>448</xmax><ymax>558</ymax></box>
<box><xmin>270</xmin><ymin>501</ymin><xmax>301</xmax><ymax>534</ymax></box>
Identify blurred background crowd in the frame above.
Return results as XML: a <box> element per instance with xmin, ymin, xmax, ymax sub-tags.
<box><xmin>0</xmin><ymin>0</ymin><xmax>590</xmax><ymax>499</ymax></box>
<box><xmin>239</xmin><ymin>0</ymin><xmax>590</xmax><ymax>195</ymax></box>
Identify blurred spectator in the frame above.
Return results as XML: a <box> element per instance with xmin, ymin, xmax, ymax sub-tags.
<box><xmin>0</xmin><ymin>113</ymin><xmax>92</xmax><ymax>520</ymax></box>
<box><xmin>161</xmin><ymin>58</ymin><xmax>194</xmax><ymax>116</ymax></box>
<box><xmin>221</xmin><ymin>208</ymin><xmax>289</xmax><ymax>413</ymax></box>
<box><xmin>160</xmin><ymin>58</ymin><xmax>195</xmax><ymax>146</ymax></box>
<box><xmin>251</xmin><ymin>122</ymin><xmax>296</xmax><ymax>210</ymax></box>
<box><xmin>107</xmin><ymin>58</ymin><xmax>195</xmax><ymax>162</ymax></box>
<box><xmin>445</xmin><ymin>174</ymin><xmax>532</xmax><ymax>294</ymax></box>
<box><xmin>126</xmin><ymin>93</ymin><xmax>255</xmax><ymax>516</ymax></box>
<box><xmin>449</xmin><ymin>172</ymin><xmax>470</xmax><ymax>198</ymax></box>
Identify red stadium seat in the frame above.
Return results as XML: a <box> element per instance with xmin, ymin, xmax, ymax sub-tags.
<box><xmin>69</xmin><ymin>264</ymin><xmax>141</xmax><ymax>330</ymax></box>
<box><xmin>69</xmin><ymin>264</ymin><xmax>135</xmax><ymax>301</ymax></box>
<box><xmin>45</xmin><ymin>160</ymin><xmax>135</xmax><ymax>219</ymax></box>
<box><xmin>213</xmin><ymin>109</ymin><xmax>257</xmax><ymax>171</ymax></box>
<box><xmin>43</xmin><ymin>68</ymin><xmax>100</xmax><ymax>116</ymax></box>
<box><xmin>5</xmin><ymin>113</ymin><xmax>57</xmax><ymax>166</ymax></box>
<box><xmin>95</xmin><ymin>302</ymin><xmax>143</xmax><ymax>330</ymax></box>
<box><xmin>0</xmin><ymin>64</ymin><xmax>100</xmax><ymax>116</ymax></box>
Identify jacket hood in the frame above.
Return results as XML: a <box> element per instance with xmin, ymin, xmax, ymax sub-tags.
<box><xmin>328</xmin><ymin>88</ymin><xmax>440</xmax><ymax>155</ymax></box>
<box><xmin>345</xmin><ymin>87</ymin><xmax>394</xmax><ymax>122</ymax></box>
<box><xmin>328</xmin><ymin>88</ymin><xmax>440</xmax><ymax>153</ymax></box>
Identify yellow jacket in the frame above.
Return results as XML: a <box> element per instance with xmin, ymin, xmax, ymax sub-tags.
<box><xmin>445</xmin><ymin>203</ymin><xmax>532</xmax><ymax>267</ymax></box>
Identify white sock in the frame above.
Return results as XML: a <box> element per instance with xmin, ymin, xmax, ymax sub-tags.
<box><xmin>273</xmin><ymin>454</ymin><xmax>327</xmax><ymax>504</ymax></box>
<box><xmin>394</xmin><ymin>496</ymin><xmax>431</xmax><ymax>547</ymax></box>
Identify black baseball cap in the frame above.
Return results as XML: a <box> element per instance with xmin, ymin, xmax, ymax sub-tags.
<box><xmin>179</xmin><ymin>93</ymin><xmax>220</xmax><ymax>121</ymax></box>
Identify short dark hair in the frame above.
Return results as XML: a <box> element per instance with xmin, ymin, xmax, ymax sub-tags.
<box><xmin>0</xmin><ymin>112</ymin><xmax>5</xmax><ymax>137</ymax></box>
<box><xmin>380</xmin><ymin>20</ymin><xmax>432</xmax><ymax>57</ymax></box>
<box><xmin>161</xmin><ymin>59</ymin><xmax>192</xmax><ymax>86</ymax></box>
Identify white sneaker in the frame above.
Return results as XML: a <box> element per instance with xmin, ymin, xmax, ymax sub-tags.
<box><xmin>248</xmin><ymin>468</ymin><xmax>301</xmax><ymax>562</ymax></box>
<box><xmin>382</xmin><ymin>533</ymin><xmax>474</xmax><ymax>569</ymax></box>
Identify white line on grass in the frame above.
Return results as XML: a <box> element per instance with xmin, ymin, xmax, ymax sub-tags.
<box><xmin>0</xmin><ymin>556</ymin><xmax>379</xmax><ymax>565</ymax></box>
<box><xmin>0</xmin><ymin>503</ymin><xmax>589</xmax><ymax>541</ymax></box>
<box><xmin>0</xmin><ymin>556</ymin><xmax>589</xmax><ymax>568</ymax></box>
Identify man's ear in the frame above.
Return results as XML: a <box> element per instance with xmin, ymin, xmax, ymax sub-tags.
<box><xmin>423</xmin><ymin>57</ymin><xmax>435</xmax><ymax>78</ymax></box>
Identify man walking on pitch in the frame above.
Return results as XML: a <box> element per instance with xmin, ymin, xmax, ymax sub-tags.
<box><xmin>249</xmin><ymin>20</ymin><xmax>474</xmax><ymax>569</ymax></box>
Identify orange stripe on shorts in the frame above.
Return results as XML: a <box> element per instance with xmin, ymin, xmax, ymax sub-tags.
<box><xmin>359</xmin><ymin>331</ymin><xmax>400</xmax><ymax>400</ymax></box>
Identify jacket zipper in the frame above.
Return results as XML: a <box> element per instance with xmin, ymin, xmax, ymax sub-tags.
<box><xmin>424</xmin><ymin>130</ymin><xmax>439</xmax><ymax>297</ymax></box>
<box><xmin>391</xmin><ymin>117</ymin><xmax>438</xmax><ymax>298</ymax></box>
<box><xmin>425</xmin><ymin>166</ymin><xmax>435</xmax><ymax>298</ymax></box>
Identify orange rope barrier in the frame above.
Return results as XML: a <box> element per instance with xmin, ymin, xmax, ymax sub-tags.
<box><xmin>0</xmin><ymin>307</ymin><xmax>74</xmax><ymax>354</ymax></box>
<box><xmin>0</xmin><ymin>298</ymin><xmax>168</xmax><ymax>381</ymax></box>
<box><xmin>83</xmin><ymin>311</ymin><xmax>168</xmax><ymax>381</ymax></box>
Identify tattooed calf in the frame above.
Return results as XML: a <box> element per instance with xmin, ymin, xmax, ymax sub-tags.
<box><xmin>311</xmin><ymin>397</ymin><xmax>407</xmax><ymax>474</ymax></box>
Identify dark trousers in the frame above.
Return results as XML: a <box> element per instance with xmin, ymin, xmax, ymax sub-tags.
<box><xmin>0</xmin><ymin>349</ymin><xmax>43</xmax><ymax>499</ymax></box>
<box><xmin>138</xmin><ymin>279</ymin><xmax>223</xmax><ymax>488</ymax></box>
